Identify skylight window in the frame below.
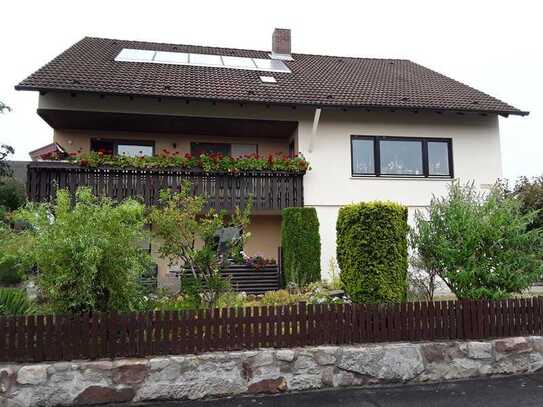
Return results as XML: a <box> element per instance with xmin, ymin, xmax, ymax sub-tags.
<box><xmin>259</xmin><ymin>76</ymin><xmax>277</xmax><ymax>83</ymax></box>
<box><xmin>114</xmin><ymin>48</ymin><xmax>291</xmax><ymax>73</ymax></box>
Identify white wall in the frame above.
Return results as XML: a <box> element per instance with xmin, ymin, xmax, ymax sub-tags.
<box><xmin>39</xmin><ymin>93</ymin><xmax>503</xmax><ymax>280</ymax></box>
<box><xmin>298</xmin><ymin>109</ymin><xmax>502</xmax><ymax>278</ymax></box>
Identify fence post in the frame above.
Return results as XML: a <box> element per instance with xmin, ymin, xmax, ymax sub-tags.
<box><xmin>461</xmin><ymin>300</ymin><xmax>472</xmax><ymax>340</ymax></box>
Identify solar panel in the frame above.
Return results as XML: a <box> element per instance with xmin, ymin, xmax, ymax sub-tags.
<box><xmin>222</xmin><ymin>56</ymin><xmax>257</xmax><ymax>69</ymax></box>
<box><xmin>115</xmin><ymin>49</ymin><xmax>291</xmax><ymax>73</ymax></box>
<box><xmin>189</xmin><ymin>53</ymin><xmax>223</xmax><ymax>66</ymax></box>
<box><xmin>154</xmin><ymin>51</ymin><xmax>189</xmax><ymax>64</ymax></box>
<box><xmin>115</xmin><ymin>49</ymin><xmax>156</xmax><ymax>62</ymax></box>
<box><xmin>253</xmin><ymin>58</ymin><xmax>290</xmax><ymax>72</ymax></box>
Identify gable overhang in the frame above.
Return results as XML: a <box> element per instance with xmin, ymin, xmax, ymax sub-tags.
<box><xmin>17</xmin><ymin>86</ymin><xmax>530</xmax><ymax>118</ymax></box>
<box><xmin>37</xmin><ymin>108</ymin><xmax>298</xmax><ymax>139</ymax></box>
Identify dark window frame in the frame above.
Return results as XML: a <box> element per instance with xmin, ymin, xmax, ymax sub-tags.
<box><xmin>350</xmin><ymin>135</ymin><xmax>454</xmax><ymax>178</ymax></box>
<box><xmin>90</xmin><ymin>138</ymin><xmax>155</xmax><ymax>156</ymax></box>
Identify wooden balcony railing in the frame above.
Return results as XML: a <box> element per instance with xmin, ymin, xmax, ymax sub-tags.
<box><xmin>27</xmin><ymin>161</ymin><xmax>304</xmax><ymax>211</ymax></box>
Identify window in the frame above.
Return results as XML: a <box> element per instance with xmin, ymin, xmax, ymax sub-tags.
<box><xmin>351</xmin><ymin>138</ymin><xmax>375</xmax><ymax>175</ymax></box>
<box><xmin>91</xmin><ymin>139</ymin><xmax>154</xmax><ymax>157</ymax></box>
<box><xmin>117</xmin><ymin>144</ymin><xmax>154</xmax><ymax>157</ymax></box>
<box><xmin>351</xmin><ymin>136</ymin><xmax>453</xmax><ymax>178</ymax></box>
<box><xmin>380</xmin><ymin>139</ymin><xmax>423</xmax><ymax>176</ymax></box>
<box><xmin>191</xmin><ymin>143</ymin><xmax>230</xmax><ymax>157</ymax></box>
<box><xmin>231</xmin><ymin>144</ymin><xmax>257</xmax><ymax>158</ymax></box>
<box><xmin>288</xmin><ymin>140</ymin><xmax>295</xmax><ymax>158</ymax></box>
<box><xmin>191</xmin><ymin>142</ymin><xmax>258</xmax><ymax>158</ymax></box>
<box><xmin>427</xmin><ymin>141</ymin><xmax>451</xmax><ymax>176</ymax></box>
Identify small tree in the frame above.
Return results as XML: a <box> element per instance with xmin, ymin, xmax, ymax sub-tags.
<box><xmin>411</xmin><ymin>181</ymin><xmax>543</xmax><ymax>300</ymax></box>
<box><xmin>511</xmin><ymin>176</ymin><xmax>543</xmax><ymax>230</ymax></box>
<box><xmin>14</xmin><ymin>188</ymin><xmax>152</xmax><ymax>312</ymax></box>
<box><xmin>337</xmin><ymin>201</ymin><xmax>408</xmax><ymax>303</ymax></box>
<box><xmin>0</xmin><ymin>177</ymin><xmax>26</xmax><ymax>213</ymax></box>
<box><xmin>407</xmin><ymin>257</ymin><xmax>443</xmax><ymax>302</ymax></box>
<box><xmin>0</xmin><ymin>144</ymin><xmax>14</xmax><ymax>178</ymax></box>
<box><xmin>148</xmin><ymin>183</ymin><xmax>252</xmax><ymax>306</ymax></box>
<box><xmin>281</xmin><ymin>207</ymin><xmax>321</xmax><ymax>287</ymax></box>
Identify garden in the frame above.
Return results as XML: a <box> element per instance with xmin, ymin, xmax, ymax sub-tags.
<box><xmin>2</xmin><ymin>137</ymin><xmax>543</xmax><ymax>317</ymax></box>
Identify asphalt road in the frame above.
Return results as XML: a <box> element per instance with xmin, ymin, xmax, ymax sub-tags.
<box><xmin>147</xmin><ymin>373</ymin><xmax>543</xmax><ymax>407</ymax></box>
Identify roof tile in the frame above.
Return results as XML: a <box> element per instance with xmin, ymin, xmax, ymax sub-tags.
<box><xmin>16</xmin><ymin>37</ymin><xmax>527</xmax><ymax>116</ymax></box>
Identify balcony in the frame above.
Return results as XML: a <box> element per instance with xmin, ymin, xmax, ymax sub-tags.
<box><xmin>27</xmin><ymin>161</ymin><xmax>304</xmax><ymax>211</ymax></box>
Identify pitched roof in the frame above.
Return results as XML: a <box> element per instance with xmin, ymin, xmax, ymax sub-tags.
<box><xmin>16</xmin><ymin>37</ymin><xmax>528</xmax><ymax>116</ymax></box>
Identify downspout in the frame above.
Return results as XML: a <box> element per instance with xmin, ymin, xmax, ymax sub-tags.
<box><xmin>308</xmin><ymin>108</ymin><xmax>322</xmax><ymax>153</ymax></box>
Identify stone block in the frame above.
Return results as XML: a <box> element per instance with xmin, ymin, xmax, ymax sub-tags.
<box><xmin>338</xmin><ymin>345</ymin><xmax>424</xmax><ymax>382</ymax></box>
<box><xmin>16</xmin><ymin>365</ymin><xmax>48</xmax><ymax>385</ymax></box>
<box><xmin>74</xmin><ymin>386</ymin><xmax>135</xmax><ymax>405</ymax></box>
<box><xmin>276</xmin><ymin>350</ymin><xmax>296</xmax><ymax>362</ymax></box>
<box><xmin>248</xmin><ymin>377</ymin><xmax>287</xmax><ymax>394</ymax></box>
<box><xmin>149</xmin><ymin>357</ymin><xmax>171</xmax><ymax>371</ymax></box>
<box><xmin>495</xmin><ymin>337</ymin><xmax>532</xmax><ymax>354</ymax></box>
<box><xmin>313</xmin><ymin>347</ymin><xmax>338</xmax><ymax>366</ymax></box>
<box><xmin>112</xmin><ymin>363</ymin><xmax>149</xmax><ymax>385</ymax></box>
<box><xmin>467</xmin><ymin>342</ymin><xmax>493</xmax><ymax>360</ymax></box>
<box><xmin>0</xmin><ymin>367</ymin><xmax>15</xmax><ymax>394</ymax></box>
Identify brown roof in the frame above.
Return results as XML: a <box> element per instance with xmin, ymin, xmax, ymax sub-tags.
<box><xmin>16</xmin><ymin>37</ymin><xmax>528</xmax><ymax>116</ymax></box>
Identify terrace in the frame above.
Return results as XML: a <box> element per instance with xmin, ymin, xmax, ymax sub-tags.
<box><xmin>26</xmin><ymin>161</ymin><xmax>304</xmax><ymax>212</ymax></box>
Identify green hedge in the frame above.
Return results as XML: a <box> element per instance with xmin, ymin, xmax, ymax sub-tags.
<box><xmin>336</xmin><ymin>201</ymin><xmax>408</xmax><ymax>303</ymax></box>
<box><xmin>281</xmin><ymin>207</ymin><xmax>321</xmax><ymax>286</ymax></box>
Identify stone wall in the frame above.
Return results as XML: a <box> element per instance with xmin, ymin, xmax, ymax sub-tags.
<box><xmin>2</xmin><ymin>336</ymin><xmax>543</xmax><ymax>406</ymax></box>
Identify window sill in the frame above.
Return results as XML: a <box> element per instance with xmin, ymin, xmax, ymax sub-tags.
<box><xmin>350</xmin><ymin>176</ymin><xmax>454</xmax><ymax>181</ymax></box>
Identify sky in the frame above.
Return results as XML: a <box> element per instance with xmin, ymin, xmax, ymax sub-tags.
<box><xmin>0</xmin><ymin>0</ymin><xmax>541</xmax><ymax>180</ymax></box>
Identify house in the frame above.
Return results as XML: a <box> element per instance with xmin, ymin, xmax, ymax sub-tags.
<box><xmin>16</xmin><ymin>28</ymin><xmax>527</xmax><ymax>291</ymax></box>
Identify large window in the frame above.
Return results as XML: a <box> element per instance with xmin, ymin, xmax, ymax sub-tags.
<box><xmin>351</xmin><ymin>136</ymin><xmax>453</xmax><ymax>178</ymax></box>
<box><xmin>91</xmin><ymin>139</ymin><xmax>154</xmax><ymax>157</ymax></box>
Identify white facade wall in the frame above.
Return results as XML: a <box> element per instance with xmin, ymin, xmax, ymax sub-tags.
<box><xmin>299</xmin><ymin>109</ymin><xmax>502</xmax><ymax>278</ymax></box>
<box><xmin>39</xmin><ymin>93</ymin><xmax>503</xmax><ymax>279</ymax></box>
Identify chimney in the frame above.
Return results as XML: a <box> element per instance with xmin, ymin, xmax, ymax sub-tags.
<box><xmin>271</xmin><ymin>28</ymin><xmax>293</xmax><ymax>60</ymax></box>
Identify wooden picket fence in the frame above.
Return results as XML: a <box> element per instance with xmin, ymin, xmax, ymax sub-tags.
<box><xmin>2</xmin><ymin>298</ymin><xmax>543</xmax><ymax>363</ymax></box>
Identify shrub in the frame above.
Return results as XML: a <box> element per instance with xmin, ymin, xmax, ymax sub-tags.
<box><xmin>411</xmin><ymin>181</ymin><xmax>543</xmax><ymax>300</ymax></box>
<box><xmin>0</xmin><ymin>177</ymin><xmax>26</xmax><ymax>212</ymax></box>
<box><xmin>148</xmin><ymin>183</ymin><xmax>251</xmax><ymax>307</ymax></box>
<box><xmin>14</xmin><ymin>188</ymin><xmax>152</xmax><ymax>313</ymax></box>
<box><xmin>281</xmin><ymin>207</ymin><xmax>321</xmax><ymax>286</ymax></box>
<box><xmin>510</xmin><ymin>176</ymin><xmax>543</xmax><ymax>230</ymax></box>
<box><xmin>0</xmin><ymin>288</ymin><xmax>36</xmax><ymax>316</ymax></box>
<box><xmin>0</xmin><ymin>223</ymin><xmax>34</xmax><ymax>284</ymax></box>
<box><xmin>0</xmin><ymin>255</ymin><xmax>24</xmax><ymax>285</ymax></box>
<box><xmin>216</xmin><ymin>291</ymin><xmax>247</xmax><ymax>308</ymax></box>
<box><xmin>256</xmin><ymin>289</ymin><xmax>305</xmax><ymax>306</ymax></box>
<box><xmin>337</xmin><ymin>201</ymin><xmax>408</xmax><ymax>303</ymax></box>
<box><xmin>64</xmin><ymin>151</ymin><xmax>310</xmax><ymax>173</ymax></box>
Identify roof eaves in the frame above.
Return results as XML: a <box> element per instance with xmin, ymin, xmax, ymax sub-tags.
<box><xmin>19</xmin><ymin>86</ymin><xmax>529</xmax><ymax>117</ymax></box>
